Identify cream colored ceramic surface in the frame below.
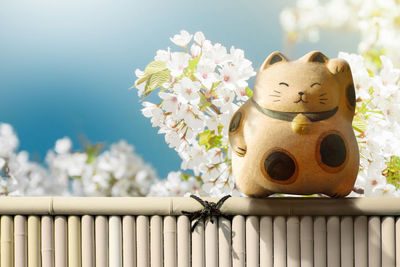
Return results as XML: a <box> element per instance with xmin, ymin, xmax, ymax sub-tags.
<box><xmin>229</xmin><ymin>51</ymin><xmax>359</xmax><ymax>197</ymax></box>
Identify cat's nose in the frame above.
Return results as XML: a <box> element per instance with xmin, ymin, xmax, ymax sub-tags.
<box><xmin>298</xmin><ymin>92</ymin><xmax>304</xmax><ymax>96</ymax></box>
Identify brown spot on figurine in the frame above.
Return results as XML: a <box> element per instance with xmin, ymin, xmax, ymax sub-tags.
<box><xmin>229</xmin><ymin>51</ymin><xmax>359</xmax><ymax>197</ymax></box>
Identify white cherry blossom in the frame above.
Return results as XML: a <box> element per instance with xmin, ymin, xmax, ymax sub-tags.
<box><xmin>194</xmin><ymin>31</ymin><xmax>206</xmax><ymax>46</ymax></box>
<box><xmin>0</xmin><ymin>123</ymin><xmax>19</xmax><ymax>158</ymax></box>
<box><xmin>178</xmin><ymin>104</ymin><xmax>204</xmax><ymax>131</ymax></box>
<box><xmin>190</xmin><ymin>44</ymin><xmax>201</xmax><ymax>58</ymax></box>
<box><xmin>55</xmin><ymin>137</ymin><xmax>72</xmax><ymax>154</ymax></box>
<box><xmin>158</xmin><ymin>92</ymin><xmax>180</xmax><ymax>113</ymax></box>
<box><xmin>167</xmin><ymin>52</ymin><xmax>190</xmax><ymax>77</ymax></box>
<box><xmin>134</xmin><ymin>69</ymin><xmax>146</xmax><ymax>97</ymax></box>
<box><xmin>173</xmin><ymin>77</ymin><xmax>201</xmax><ymax>104</ymax></box>
<box><xmin>141</xmin><ymin>102</ymin><xmax>165</xmax><ymax>127</ymax></box>
<box><xmin>194</xmin><ymin>58</ymin><xmax>218</xmax><ymax>89</ymax></box>
<box><xmin>154</xmin><ymin>47</ymin><xmax>171</xmax><ymax>62</ymax></box>
<box><xmin>170</xmin><ymin>30</ymin><xmax>193</xmax><ymax>48</ymax></box>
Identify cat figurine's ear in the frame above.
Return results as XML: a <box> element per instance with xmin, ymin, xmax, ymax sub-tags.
<box><xmin>260</xmin><ymin>51</ymin><xmax>288</xmax><ymax>70</ymax></box>
<box><xmin>299</xmin><ymin>51</ymin><xmax>329</xmax><ymax>63</ymax></box>
<box><xmin>300</xmin><ymin>51</ymin><xmax>351</xmax><ymax>76</ymax></box>
<box><xmin>326</xmin><ymin>58</ymin><xmax>351</xmax><ymax>75</ymax></box>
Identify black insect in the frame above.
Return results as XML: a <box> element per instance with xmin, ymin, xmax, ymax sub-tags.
<box><xmin>182</xmin><ymin>194</ymin><xmax>231</xmax><ymax>232</ymax></box>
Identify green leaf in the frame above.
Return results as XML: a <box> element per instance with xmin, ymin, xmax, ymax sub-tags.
<box><xmin>188</xmin><ymin>56</ymin><xmax>201</xmax><ymax>72</ymax></box>
<box><xmin>134</xmin><ymin>75</ymin><xmax>150</xmax><ymax>87</ymax></box>
<box><xmin>363</xmin><ymin>48</ymin><xmax>386</xmax><ymax>69</ymax></box>
<box><xmin>352</xmin><ymin>116</ymin><xmax>367</xmax><ymax>133</ymax></box>
<box><xmin>145</xmin><ymin>61</ymin><xmax>167</xmax><ymax>75</ymax></box>
<box><xmin>198</xmin><ymin>130</ymin><xmax>222</xmax><ymax>150</ymax></box>
<box><xmin>132</xmin><ymin>61</ymin><xmax>167</xmax><ymax>90</ymax></box>
<box><xmin>366</xmin><ymin>68</ymin><xmax>374</xmax><ymax>77</ymax></box>
<box><xmin>199</xmin><ymin>130</ymin><xmax>211</xmax><ymax>147</ymax></box>
<box><xmin>180</xmin><ymin>173</ymin><xmax>191</xmax><ymax>181</ymax></box>
<box><xmin>199</xmin><ymin>92</ymin><xmax>211</xmax><ymax>109</ymax></box>
<box><xmin>86</xmin><ymin>144</ymin><xmax>103</xmax><ymax>164</ymax></box>
<box><xmin>385</xmin><ymin>156</ymin><xmax>400</xmax><ymax>189</ymax></box>
<box><xmin>245</xmin><ymin>87</ymin><xmax>253</xmax><ymax>98</ymax></box>
<box><xmin>217</xmin><ymin>124</ymin><xmax>223</xmax><ymax>135</ymax></box>
<box><xmin>143</xmin><ymin>70</ymin><xmax>170</xmax><ymax>97</ymax></box>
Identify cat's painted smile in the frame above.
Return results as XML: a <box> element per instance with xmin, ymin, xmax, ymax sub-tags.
<box><xmin>294</xmin><ymin>92</ymin><xmax>308</xmax><ymax>103</ymax></box>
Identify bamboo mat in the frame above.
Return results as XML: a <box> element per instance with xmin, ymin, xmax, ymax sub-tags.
<box><xmin>0</xmin><ymin>198</ymin><xmax>398</xmax><ymax>266</ymax></box>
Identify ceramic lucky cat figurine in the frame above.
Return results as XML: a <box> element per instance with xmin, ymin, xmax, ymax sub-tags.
<box><xmin>229</xmin><ymin>51</ymin><xmax>359</xmax><ymax>197</ymax></box>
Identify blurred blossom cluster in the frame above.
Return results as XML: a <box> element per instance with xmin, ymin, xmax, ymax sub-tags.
<box><xmin>0</xmin><ymin>123</ymin><xmax>51</xmax><ymax>196</ymax></box>
<box><xmin>46</xmin><ymin>138</ymin><xmax>157</xmax><ymax>196</ymax></box>
<box><xmin>0</xmin><ymin>123</ymin><xmax>158</xmax><ymax>196</ymax></box>
<box><xmin>134</xmin><ymin>30</ymin><xmax>255</xmax><ymax>196</ymax></box>
<box><xmin>280</xmin><ymin>0</ymin><xmax>400</xmax><ymax>65</ymax></box>
<box><xmin>147</xmin><ymin>171</ymin><xmax>201</xmax><ymax>196</ymax></box>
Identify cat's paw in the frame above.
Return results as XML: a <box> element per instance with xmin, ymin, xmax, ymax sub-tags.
<box><xmin>325</xmin><ymin>189</ymin><xmax>352</xmax><ymax>198</ymax></box>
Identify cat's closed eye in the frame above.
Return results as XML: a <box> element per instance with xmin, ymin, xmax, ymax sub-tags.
<box><xmin>311</xmin><ymin>82</ymin><xmax>321</xmax><ymax>87</ymax></box>
<box><xmin>279</xmin><ymin>82</ymin><xmax>289</xmax><ymax>86</ymax></box>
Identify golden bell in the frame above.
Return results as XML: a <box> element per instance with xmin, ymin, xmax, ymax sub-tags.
<box><xmin>291</xmin><ymin>114</ymin><xmax>312</xmax><ymax>134</ymax></box>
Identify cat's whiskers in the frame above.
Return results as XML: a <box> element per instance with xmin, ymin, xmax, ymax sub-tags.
<box><xmin>273</xmin><ymin>90</ymin><xmax>281</xmax><ymax>94</ymax></box>
<box><xmin>319</xmin><ymin>98</ymin><xmax>328</xmax><ymax>100</ymax></box>
<box><xmin>269</xmin><ymin>95</ymin><xmax>281</xmax><ymax>97</ymax></box>
<box><xmin>319</xmin><ymin>93</ymin><xmax>327</xmax><ymax>97</ymax></box>
<box><xmin>273</xmin><ymin>100</ymin><xmax>280</xmax><ymax>102</ymax></box>
<box><xmin>320</xmin><ymin>102</ymin><xmax>326</xmax><ymax>104</ymax></box>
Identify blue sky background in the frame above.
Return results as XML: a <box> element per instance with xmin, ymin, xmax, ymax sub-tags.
<box><xmin>0</xmin><ymin>0</ymin><xmax>359</xmax><ymax>178</ymax></box>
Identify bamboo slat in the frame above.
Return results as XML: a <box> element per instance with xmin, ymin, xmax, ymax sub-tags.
<box><xmin>150</xmin><ymin>216</ymin><xmax>162</xmax><ymax>267</ymax></box>
<box><xmin>218</xmin><ymin>217</ymin><xmax>231</xmax><ymax>267</ymax></box>
<box><xmin>340</xmin><ymin>216</ymin><xmax>354</xmax><ymax>267</ymax></box>
<box><xmin>41</xmin><ymin>216</ymin><xmax>54</xmax><ymax>267</ymax></box>
<box><xmin>95</xmin><ymin>216</ymin><xmax>108</xmax><ymax>267</ymax></box>
<box><xmin>163</xmin><ymin>216</ymin><xmax>176</xmax><ymax>267</ymax></box>
<box><xmin>2</xmin><ymin>197</ymin><xmax>400</xmax><ymax>216</ymax></box>
<box><xmin>232</xmin><ymin>216</ymin><xmax>245</xmax><ymax>267</ymax></box>
<box><xmin>109</xmin><ymin>216</ymin><xmax>122</xmax><ymax>267</ymax></box>
<box><xmin>68</xmin><ymin>216</ymin><xmax>81</xmax><ymax>267</ymax></box>
<box><xmin>136</xmin><ymin>215</ymin><xmax>149</xmax><ymax>267</ymax></box>
<box><xmin>177</xmin><ymin>216</ymin><xmax>190</xmax><ymax>267</ymax></box>
<box><xmin>246</xmin><ymin>216</ymin><xmax>259</xmax><ymax>267</ymax></box>
<box><xmin>122</xmin><ymin>216</ymin><xmax>136</xmax><ymax>267</ymax></box>
<box><xmin>274</xmin><ymin>216</ymin><xmax>287</xmax><ymax>267</ymax></box>
<box><xmin>313</xmin><ymin>216</ymin><xmax>326</xmax><ymax>267</ymax></box>
<box><xmin>82</xmin><ymin>215</ymin><xmax>95</xmax><ymax>267</ymax></box>
<box><xmin>396</xmin><ymin>217</ymin><xmax>400</xmax><ymax>267</ymax></box>
<box><xmin>14</xmin><ymin>215</ymin><xmax>27</xmax><ymax>267</ymax></box>
<box><xmin>192</xmin><ymin>219</ymin><xmax>205</xmax><ymax>267</ymax></box>
<box><xmin>327</xmin><ymin>216</ymin><xmax>340</xmax><ymax>267</ymax></box>
<box><xmin>287</xmin><ymin>216</ymin><xmax>300</xmax><ymax>267</ymax></box>
<box><xmin>260</xmin><ymin>216</ymin><xmax>273</xmax><ymax>267</ymax></box>
<box><xmin>354</xmin><ymin>216</ymin><xmax>368</xmax><ymax>267</ymax></box>
<box><xmin>368</xmin><ymin>216</ymin><xmax>381</xmax><ymax>267</ymax></box>
<box><xmin>27</xmin><ymin>216</ymin><xmax>40</xmax><ymax>267</ymax></box>
<box><xmin>300</xmin><ymin>216</ymin><xmax>313</xmax><ymax>267</ymax></box>
<box><xmin>1</xmin><ymin>215</ymin><xmax>14</xmax><ymax>267</ymax></box>
<box><xmin>54</xmin><ymin>216</ymin><xmax>67</xmax><ymax>267</ymax></box>
<box><xmin>382</xmin><ymin>216</ymin><xmax>395</xmax><ymax>267</ymax></box>
<box><xmin>205</xmin><ymin>217</ymin><xmax>218</xmax><ymax>267</ymax></box>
